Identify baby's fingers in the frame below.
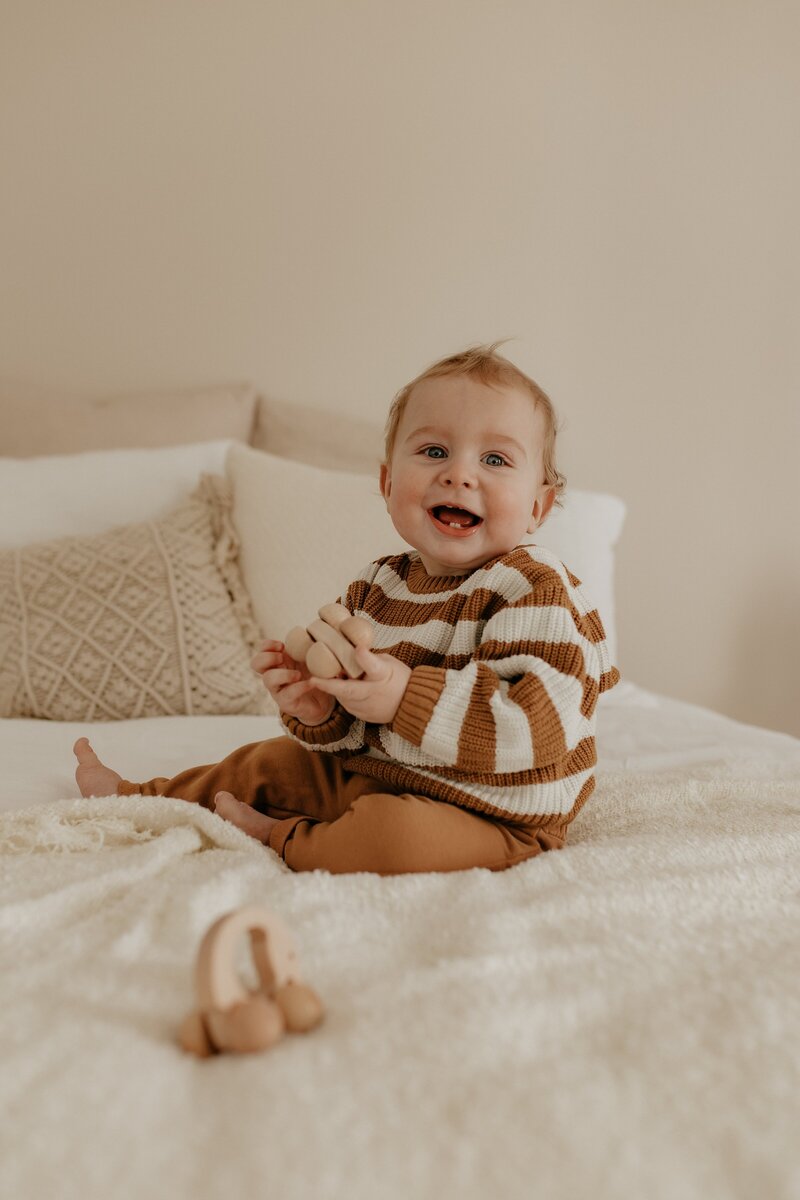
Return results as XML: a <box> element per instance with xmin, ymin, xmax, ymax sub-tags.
<box><xmin>274</xmin><ymin>678</ymin><xmax>318</xmax><ymax>707</ymax></box>
<box><xmin>263</xmin><ymin>667</ymin><xmax>303</xmax><ymax>691</ymax></box>
<box><xmin>307</xmin><ymin>674</ymin><xmax>361</xmax><ymax>701</ymax></box>
<box><xmin>251</xmin><ymin>648</ymin><xmax>289</xmax><ymax>673</ymax></box>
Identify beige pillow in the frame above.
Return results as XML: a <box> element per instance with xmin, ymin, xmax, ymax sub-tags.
<box><xmin>226</xmin><ymin>443</ymin><xmax>408</xmax><ymax>641</ymax></box>
<box><xmin>0</xmin><ymin>475</ymin><xmax>273</xmax><ymax>720</ymax></box>
<box><xmin>0</xmin><ymin>381</ymin><xmax>257</xmax><ymax>457</ymax></box>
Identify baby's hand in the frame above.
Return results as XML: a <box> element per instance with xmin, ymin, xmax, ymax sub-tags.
<box><xmin>251</xmin><ymin>640</ymin><xmax>336</xmax><ymax>727</ymax></box>
<box><xmin>308</xmin><ymin>646</ymin><xmax>412</xmax><ymax>725</ymax></box>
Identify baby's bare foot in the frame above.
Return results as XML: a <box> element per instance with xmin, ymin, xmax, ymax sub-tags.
<box><xmin>73</xmin><ymin>737</ymin><xmax>123</xmax><ymax>798</ymax></box>
<box><xmin>214</xmin><ymin>791</ymin><xmax>279</xmax><ymax>845</ymax></box>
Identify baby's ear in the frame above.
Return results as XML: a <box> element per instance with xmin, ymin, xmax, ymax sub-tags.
<box><xmin>528</xmin><ymin>486</ymin><xmax>556</xmax><ymax>533</ymax></box>
<box><xmin>379</xmin><ymin>463</ymin><xmax>391</xmax><ymax>502</ymax></box>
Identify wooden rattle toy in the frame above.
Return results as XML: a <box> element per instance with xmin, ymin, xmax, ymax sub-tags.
<box><xmin>178</xmin><ymin>905</ymin><xmax>324</xmax><ymax>1057</ymax></box>
<box><xmin>285</xmin><ymin>602</ymin><xmax>373</xmax><ymax>679</ymax></box>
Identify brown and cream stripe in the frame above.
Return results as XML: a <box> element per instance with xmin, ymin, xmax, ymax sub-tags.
<box><xmin>283</xmin><ymin>546</ymin><xmax>620</xmax><ymax>830</ymax></box>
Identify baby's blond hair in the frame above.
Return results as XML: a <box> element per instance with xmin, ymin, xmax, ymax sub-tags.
<box><xmin>383</xmin><ymin>341</ymin><xmax>566</xmax><ymax>508</ymax></box>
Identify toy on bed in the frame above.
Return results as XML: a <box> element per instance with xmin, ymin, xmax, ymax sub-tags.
<box><xmin>285</xmin><ymin>602</ymin><xmax>373</xmax><ymax>679</ymax></box>
<box><xmin>179</xmin><ymin>905</ymin><xmax>324</xmax><ymax>1057</ymax></box>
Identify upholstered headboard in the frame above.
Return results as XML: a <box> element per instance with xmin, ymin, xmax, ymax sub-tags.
<box><xmin>0</xmin><ymin>381</ymin><xmax>258</xmax><ymax>456</ymax></box>
<box><xmin>0</xmin><ymin>379</ymin><xmax>384</xmax><ymax>475</ymax></box>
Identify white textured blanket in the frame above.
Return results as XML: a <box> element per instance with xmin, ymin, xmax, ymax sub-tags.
<box><xmin>1</xmin><ymin>770</ymin><xmax>798</xmax><ymax>1200</ymax></box>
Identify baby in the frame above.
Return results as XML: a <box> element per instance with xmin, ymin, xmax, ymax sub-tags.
<box><xmin>74</xmin><ymin>342</ymin><xmax>620</xmax><ymax>875</ymax></box>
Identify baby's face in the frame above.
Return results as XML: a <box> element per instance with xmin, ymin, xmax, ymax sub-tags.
<box><xmin>380</xmin><ymin>374</ymin><xmax>554</xmax><ymax>576</ymax></box>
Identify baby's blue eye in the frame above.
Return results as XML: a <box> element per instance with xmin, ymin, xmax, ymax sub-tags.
<box><xmin>484</xmin><ymin>453</ymin><xmax>508</xmax><ymax>467</ymax></box>
<box><xmin>423</xmin><ymin>446</ymin><xmax>447</xmax><ymax>459</ymax></box>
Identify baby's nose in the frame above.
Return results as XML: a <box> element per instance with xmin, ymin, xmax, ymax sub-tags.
<box><xmin>438</xmin><ymin>459</ymin><xmax>476</xmax><ymax>486</ymax></box>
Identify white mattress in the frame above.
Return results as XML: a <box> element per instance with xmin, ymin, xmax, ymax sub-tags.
<box><xmin>1</xmin><ymin>681</ymin><xmax>797</xmax><ymax>815</ymax></box>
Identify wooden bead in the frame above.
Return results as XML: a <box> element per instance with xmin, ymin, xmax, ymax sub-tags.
<box><xmin>275</xmin><ymin>981</ymin><xmax>325</xmax><ymax>1033</ymax></box>
<box><xmin>307</xmin><ymin>618</ymin><xmax>362</xmax><ymax>678</ymax></box>
<box><xmin>317</xmin><ymin>602</ymin><xmax>351</xmax><ymax>630</ymax></box>
<box><xmin>206</xmin><ymin>997</ymin><xmax>285</xmax><ymax>1054</ymax></box>
<box><xmin>306</xmin><ymin>641</ymin><xmax>341</xmax><ymax>678</ymax></box>
<box><xmin>339</xmin><ymin>615</ymin><xmax>373</xmax><ymax>648</ymax></box>
<box><xmin>285</xmin><ymin>626</ymin><xmax>314</xmax><ymax>663</ymax></box>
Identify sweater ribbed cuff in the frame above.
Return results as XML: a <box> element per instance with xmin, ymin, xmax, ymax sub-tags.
<box><xmin>282</xmin><ymin>704</ymin><xmax>354</xmax><ymax>745</ymax></box>
<box><xmin>388</xmin><ymin>665</ymin><xmax>447</xmax><ymax>747</ymax></box>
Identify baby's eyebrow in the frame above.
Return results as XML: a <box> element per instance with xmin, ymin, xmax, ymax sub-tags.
<box><xmin>404</xmin><ymin>425</ymin><xmax>446</xmax><ymax>442</ymax></box>
<box><xmin>483</xmin><ymin>432</ymin><xmax>528</xmax><ymax>459</ymax></box>
<box><xmin>405</xmin><ymin>426</ymin><xmax>528</xmax><ymax>459</ymax></box>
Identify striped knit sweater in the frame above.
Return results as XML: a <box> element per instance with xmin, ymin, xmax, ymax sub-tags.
<box><xmin>282</xmin><ymin>545</ymin><xmax>620</xmax><ymax>836</ymax></box>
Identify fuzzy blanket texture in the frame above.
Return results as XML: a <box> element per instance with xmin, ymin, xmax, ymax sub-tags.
<box><xmin>1</xmin><ymin>769</ymin><xmax>798</xmax><ymax>1200</ymax></box>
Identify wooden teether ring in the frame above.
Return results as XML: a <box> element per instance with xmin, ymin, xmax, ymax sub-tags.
<box><xmin>179</xmin><ymin>905</ymin><xmax>323</xmax><ymax>1055</ymax></box>
<box><xmin>195</xmin><ymin>905</ymin><xmax>300</xmax><ymax>1012</ymax></box>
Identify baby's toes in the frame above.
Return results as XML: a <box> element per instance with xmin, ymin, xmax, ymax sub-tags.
<box><xmin>73</xmin><ymin>737</ymin><xmax>99</xmax><ymax>764</ymax></box>
<box><xmin>213</xmin><ymin>793</ymin><xmax>277</xmax><ymax>844</ymax></box>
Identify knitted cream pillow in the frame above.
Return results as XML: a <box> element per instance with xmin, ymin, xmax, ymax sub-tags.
<box><xmin>0</xmin><ymin>475</ymin><xmax>273</xmax><ymax>720</ymax></box>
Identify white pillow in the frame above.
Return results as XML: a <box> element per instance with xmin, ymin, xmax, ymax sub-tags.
<box><xmin>524</xmin><ymin>491</ymin><xmax>626</xmax><ymax>663</ymax></box>
<box><xmin>0</xmin><ymin>440</ymin><xmax>234</xmax><ymax>548</ymax></box>
<box><xmin>227</xmin><ymin>444</ymin><xmax>406</xmax><ymax>641</ymax></box>
<box><xmin>227</xmin><ymin>443</ymin><xmax>625</xmax><ymax>662</ymax></box>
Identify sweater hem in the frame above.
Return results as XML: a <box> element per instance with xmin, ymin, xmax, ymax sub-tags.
<box><xmin>340</xmin><ymin>754</ymin><xmax>592</xmax><ymax>829</ymax></box>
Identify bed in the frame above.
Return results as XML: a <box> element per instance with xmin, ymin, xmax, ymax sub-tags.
<box><xmin>1</xmin><ymin>382</ymin><xmax>798</xmax><ymax>1200</ymax></box>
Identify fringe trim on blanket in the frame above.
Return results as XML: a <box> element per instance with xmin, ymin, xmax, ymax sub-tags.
<box><xmin>0</xmin><ymin>808</ymin><xmax>157</xmax><ymax>855</ymax></box>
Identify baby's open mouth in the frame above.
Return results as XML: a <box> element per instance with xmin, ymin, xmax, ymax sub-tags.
<box><xmin>428</xmin><ymin>505</ymin><xmax>483</xmax><ymax>532</ymax></box>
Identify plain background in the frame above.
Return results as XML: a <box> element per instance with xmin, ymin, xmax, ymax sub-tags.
<box><xmin>0</xmin><ymin>1</ymin><xmax>797</xmax><ymax>736</ymax></box>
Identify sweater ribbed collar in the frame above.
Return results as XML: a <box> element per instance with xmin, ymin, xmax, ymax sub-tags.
<box><xmin>405</xmin><ymin>551</ymin><xmax>506</xmax><ymax>594</ymax></box>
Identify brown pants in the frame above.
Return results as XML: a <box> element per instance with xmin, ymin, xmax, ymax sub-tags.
<box><xmin>118</xmin><ymin>736</ymin><xmax>560</xmax><ymax>876</ymax></box>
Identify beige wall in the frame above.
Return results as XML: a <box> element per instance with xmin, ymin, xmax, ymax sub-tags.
<box><xmin>1</xmin><ymin>1</ymin><xmax>798</xmax><ymax>736</ymax></box>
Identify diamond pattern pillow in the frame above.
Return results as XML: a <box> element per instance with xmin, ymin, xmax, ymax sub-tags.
<box><xmin>0</xmin><ymin>475</ymin><xmax>272</xmax><ymax>720</ymax></box>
